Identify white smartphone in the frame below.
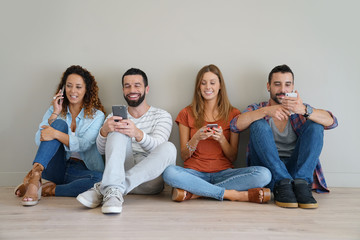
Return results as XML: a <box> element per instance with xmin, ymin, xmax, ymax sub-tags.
<box><xmin>58</xmin><ymin>85</ymin><xmax>65</xmax><ymax>104</ymax></box>
<box><xmin>285</xmin><ymin>92</ymin><xmax>297</xmax><ymax>98</ymax></box>
<box><xmin>285</xmin><ymin>92</ymin><xmax>297</xmax><ymax>115</ymax></box>
<box><xmin>206</xmin><ymin>124</ymin><xmax>218</xmax><ymax>130</ymax></box>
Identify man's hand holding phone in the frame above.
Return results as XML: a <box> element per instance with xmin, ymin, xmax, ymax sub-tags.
<box><xmin>283</xmin><ymin>90</ymin><xmax>305</xmax><ymax>115</ymax></box>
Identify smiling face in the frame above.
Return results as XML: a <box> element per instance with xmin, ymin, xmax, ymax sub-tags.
<box><xmin>267</xmin><ymin>72</ymin><xmax>294</xmax><ymax>104</ymax></box>
<box><xmin>65</xmin><ymin>73</ymin><xmax>86</xmax><ymax>106</ymax></box>
<box><xmin>123</xmin><ymin>74</ymin><xmax>149</xmax><ymax>107</ymax></box>
<box><xmin>199</xmin><ymin>71</ymin><xmax>221</xmax><ymax>101</ymax></box>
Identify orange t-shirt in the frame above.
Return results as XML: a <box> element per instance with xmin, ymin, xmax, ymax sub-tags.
<box><xmin>176</xmin><ymin>106</ymin><xmax>241</xmax><ymax>173</ymax></box>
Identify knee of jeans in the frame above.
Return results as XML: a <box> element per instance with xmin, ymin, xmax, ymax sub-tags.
<box><xmin>162</xmin><ymin>165</ymin><xmax>178</xmax><ymax>182</ymax></box>
<box><xmin>108</xmin><ymin>131</ymin><xmax>129</xmax><ymax>142</ymax></box>
<box><xmin>305</xmin><ymin>120</ymin><xmax>324</xmax><ymax>135</ymax></box>
<box><xmin>157</xmin><ymin>142</ymin><xmax>177</xmax><ymax>165</ymax></box>
<box><xmin>165</xmin><ymin>142</ymin><xmax>177</xmax><ymax>164</ymax></box>
<box><xmin>91</xmin><ymin>171</ymin><xmax>103</xmax><ymax>182</ymax></box>
<box><xmin>250</xmin><ymin>119</ymin><xmax>270</xmax><ymax>133</ymax></box>
<box><xmin>51</xmin><ymin>119</ymin><xmax>68</xmax><ymax>133</ymax></box>
<box><xmin>256</xmin><ymin>166</ymin><xmax>272</xmax><ymax>187</ymax></box>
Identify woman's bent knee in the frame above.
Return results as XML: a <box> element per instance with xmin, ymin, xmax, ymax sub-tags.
<box><xmin>255</xmin><ymin>166</ymin><xmax>272</xmax><ymax>187</ymax></box>
<box><xmin>51</xmin><ymin>119</ymin><xmax>68</xmax><ymax>133</ymax></box>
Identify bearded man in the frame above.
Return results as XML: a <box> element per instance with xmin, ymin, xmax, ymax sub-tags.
<box><xmin>77</xmin><ymin>68</ymin><xmax>176</xmax><ymax>214</ymax></box>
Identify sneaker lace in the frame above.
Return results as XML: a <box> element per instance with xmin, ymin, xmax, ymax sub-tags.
<box><xmin>103</xmin><ymin>187</ymin><xmax>123</xmax><ymax>202</ymax></box>
<box><xmin>92</xmin><ymin>182</ymin><xmax>102</xmax><ymax>195</ymax></box>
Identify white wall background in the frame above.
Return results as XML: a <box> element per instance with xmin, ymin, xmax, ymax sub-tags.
<box><xmin>1</xmin><ymin>0</ymin><xmax>359</xmax><ymax>187</ymax></box>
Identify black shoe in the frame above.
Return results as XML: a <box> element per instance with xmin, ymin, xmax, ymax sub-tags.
<box><xmin>293</xmin><ymin>179</ymin><xmax>318</xmax><ymax>209</ymax></box>
<box><xmin>273</xmin><ymin>179</ymin><xmax>298</xmax><ymax>208</ymax></box>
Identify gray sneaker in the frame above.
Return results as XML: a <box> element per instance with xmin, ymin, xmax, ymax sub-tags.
<box><xmin>101</xmin><ymin>187</ymin><xmax>124</xmax><ymax>214</ymax></box>
<box><xmin>76</xmin><ymin>182</ymin><xmax>103</xmax><ymax>208</ymax></box>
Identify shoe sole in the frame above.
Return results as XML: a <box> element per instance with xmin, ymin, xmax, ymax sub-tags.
<box><xmin>76</xmin><ymin>195</ymin><xmax>101</xmax><ymax>208</ymax></box>
<box><xmin>298</xmin><ymin>203</ymin><xmax>318</xmax><ymax>209</ymax></box>
<box><xmin>275</xmin><ymin>201</ymin><xmax>298</xmax><ymax>208</ymax></box>
<box><xmin>102</xmin><ymin>206</ymin><xmax>122</xmax><ymax>214</ymax></box>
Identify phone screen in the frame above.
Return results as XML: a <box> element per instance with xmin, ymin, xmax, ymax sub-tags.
<box><xmin>206</xmin><ymin>124</ymin><xmax>218</xmax><ymax>129</ymax></box>
<box><xmin>58</xmin><ymin>86</ymin><xmax>65</xmax><ymax>104</ymax></box>
<box><xmin>112</xmin><ymin>105</ymin><xmax>127</xmax><ymax>121</ymax></box>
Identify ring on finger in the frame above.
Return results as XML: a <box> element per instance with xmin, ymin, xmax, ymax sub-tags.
<box><xmin>53</xmin><ymin>96</ymin><xmax>57</xmax><ymax>100</ymax></box>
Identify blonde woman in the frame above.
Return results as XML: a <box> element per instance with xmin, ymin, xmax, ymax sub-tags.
<box><xmin>163</xmin><ymin>64</ymin><xmax>271</xmax><ymax>203</ymax></box>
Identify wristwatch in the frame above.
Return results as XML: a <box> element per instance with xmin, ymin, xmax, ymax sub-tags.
<box><xmin>303</xmin><ymin>105</ymin><xmax>313</xmax><ymax>118</ymax></box>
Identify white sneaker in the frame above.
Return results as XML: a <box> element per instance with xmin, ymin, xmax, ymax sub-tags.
<box><xmin>101</xmin><ymin>187</ymin><xmax>124</xmax><ymax>214</ymax></box>
<box><xmin>76</xmin><ymin>182</ymin><xmax>103</xmax><ymax>208</ymax></box>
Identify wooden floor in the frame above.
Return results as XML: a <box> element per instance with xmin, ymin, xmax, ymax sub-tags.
<box><xmin>1</xmin><ymin>186</ymin><xmax>359</xmax><ymax>240</ymax></box>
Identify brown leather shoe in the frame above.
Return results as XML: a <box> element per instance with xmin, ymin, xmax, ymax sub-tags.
<box><xmin>172</xmin><ymin>188</ymin><xmax>193</xmax><ymax>202</ymax></box>
<box><xmin>14</xmin><ymin>168</ymin><xmax>33</xmax><ymax>197</ymax></box>
<box><xmin>248</xmin><ymin>188</ymin><xmax>271</xmax><ymax>203</ymax></box>
<box><xmin>41</xmin><ymin>181</ymin><xmax>56</xmax><ymax>197</ymax></box>
<box><xmin>21</xmin><ymin>163</ymin><xmax>44</xmax><ymax>206</ymax></box>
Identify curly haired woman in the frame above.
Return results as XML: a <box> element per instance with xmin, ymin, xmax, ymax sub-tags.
<box><xmin>15</xmin><ymin>65</ymin><xmax>106</xmax><ymax>206</ymax></box>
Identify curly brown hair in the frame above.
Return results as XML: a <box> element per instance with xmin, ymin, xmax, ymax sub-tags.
<box><xmin>55</xmin><ymin>65</ymin><xmax>105</xmax><ymax>118</ymax></box>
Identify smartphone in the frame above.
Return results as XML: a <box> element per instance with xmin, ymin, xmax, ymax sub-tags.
<box><xmin>206</xmin><ymin>124</ymin><xmax>218</xmax><ymax>129</ymax></box>
<box><xmin>285</xmin><ymin>92</ymin><xmax>297</xmax><ymax>98</ymax></box>
<box><xmin>285</xmin><ymin>92</ymin><xmax>297</xmax><ymax>115</ymax></box>
<box><xmin>58</xmin><ymin>85</ymin><xmax>65</xmax><ymax>104</ymax></box>
<box><xmin>112</xmin><ymin>105</ymin><xmax>127</xmax><ymax>122</ymax></box>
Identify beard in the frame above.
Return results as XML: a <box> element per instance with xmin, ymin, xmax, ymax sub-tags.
<box><xmin>271</xmin><ymin>92</ymin><xmax>285</xmax><ymax>105</ymax></box>
<box><xmin>124</xmin><ymin>92</ymin><xmax>146</xmax><ymax>107</ymax></box>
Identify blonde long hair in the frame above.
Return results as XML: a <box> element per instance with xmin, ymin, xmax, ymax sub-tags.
<box><xmin>190</xmin><ymin>64</ymin><xmax>233</xmax><ymax>129</ymax></box>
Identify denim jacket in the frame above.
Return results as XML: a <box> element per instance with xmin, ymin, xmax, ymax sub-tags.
<box><xmin>35</xmin><ymin>106</ymin><xmax>105</xmax><ymax>172</ymax></box>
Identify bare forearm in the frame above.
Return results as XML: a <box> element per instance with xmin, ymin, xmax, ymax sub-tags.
<box><xmin>54</xmin><ymin>130</ymin><xmax>69</xmax><ymax>147</ymax></box>
<box><xmin>180</xmin><ymin>135</ymin><xmax>199</xmax><ymax>161</ymax></box>
<box><xmin>307</xmin><ymin>109</ymin><xmax>334</xmax><ymax>127</ymax></box>
<box><xmin>236</xmin><ymin>109</ymin><xmax>267</xmax><ymax>131</ymax></box>
<box><xmin>219</xmin><ymin>139</ymin><xmax>237</xmax><ymax>162</ymax></box>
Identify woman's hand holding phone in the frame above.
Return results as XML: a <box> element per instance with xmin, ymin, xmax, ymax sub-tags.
<box><xmin>196</xmin><ymin>126</ymin><xmax>213</xmax><ymax>141</ymax></box>
<box><xmin>210</xmin><ymin>126</ymin><xmax>224</xmax><ymax>142</ymax></box>
<box><xmin>52</xmin><ymin>87</ymin><xmax>64</xmax><ymax>113</ymax></box>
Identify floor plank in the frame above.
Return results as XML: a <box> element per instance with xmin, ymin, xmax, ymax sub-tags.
<box><xmin>1</xmin><ymin>187</ymin><xmax>359</xmax><ymax>240</ymax></box>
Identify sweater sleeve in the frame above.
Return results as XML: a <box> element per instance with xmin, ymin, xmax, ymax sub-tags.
<box><xmin>137</xmin><ymin>110</ymin><xmax>173</xmax><ymax>152</ymax></box>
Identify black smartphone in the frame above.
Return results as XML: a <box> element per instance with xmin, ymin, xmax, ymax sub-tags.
<box><xmin>112</xmin><ymin>105</ymin><xmax>127</xmax><ymax>122</ymax></box>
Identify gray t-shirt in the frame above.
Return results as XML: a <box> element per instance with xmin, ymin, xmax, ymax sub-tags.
<box><xmin>269</xmin><ymin>118</ymin><xmax>297</xmax><ymax>158</ymax></box>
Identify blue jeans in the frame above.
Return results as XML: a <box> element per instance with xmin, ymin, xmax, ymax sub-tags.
<box><xmin>33</xmin><ymin>119</ymin><xmax>102</xmax><ymax>197</ymax></box>
<box><xmin>163</xmin><ymin>165</ymin><xmax>271</xmax><ymax>200</ymax></box>
<box><xmin>248</xmin><ymin>119</ymin><xmax>324</xmax><ymax>190</ymax></box>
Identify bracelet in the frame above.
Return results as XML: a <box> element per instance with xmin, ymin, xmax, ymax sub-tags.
<box><xmin>48</xmin><ymin>118</ymin><xmax>56</xmax><ymax>125</ymax></box>
<box><xmin>51</xmin><ymin>112</ymin><xmax>59</xmax><ymax>116</ymax></box>
<box><xmin>186</xmin><ymin>141</ymin><xmax>196</xmax><ymax>152</ymax></box>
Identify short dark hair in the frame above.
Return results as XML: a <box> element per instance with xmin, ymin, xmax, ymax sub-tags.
<box><xmin>122</xmin><ymin>68</ymin><xmax>148</xmax><ymax>87</ymax></box>
<box><xmin>268</xmin><ymin>64</ymin><xmax>294</xmax><ymax>83</ymax></box>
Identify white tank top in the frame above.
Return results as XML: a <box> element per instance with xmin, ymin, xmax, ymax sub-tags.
<box><xmin>69</xmin><ymin>131</ymin><xmax>82</xmax><ymax>160</ymax></box>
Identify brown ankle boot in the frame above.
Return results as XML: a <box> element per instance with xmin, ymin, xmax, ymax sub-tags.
<box><xmin>42</xmin><ymin>181</ymin><xmax>56</xmax><ymax>197</ymax></box>
<box><xmin>21</xmin><ymin>163</ymin><xmax>44</xmax><ymax>206</ymax></box>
